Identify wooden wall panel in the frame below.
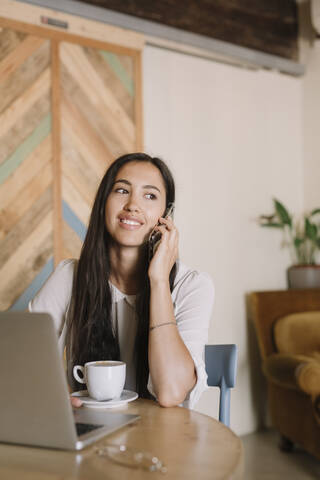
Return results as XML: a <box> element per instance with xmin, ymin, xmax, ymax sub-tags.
<box><xmin>0</xmin><ymin>8</ymin><xmax>143</xmax><ymax>310</ymax></box>
<box><xmin>0</xmin><ymin>28</ymin><xmax>54</xmax><ymax>310</ymax></box>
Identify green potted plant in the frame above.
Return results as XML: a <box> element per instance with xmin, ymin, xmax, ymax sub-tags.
<box><xmin>259</xmin><ymin>199</ymin><xmax>320</xmax><ymax>289</ymax></box>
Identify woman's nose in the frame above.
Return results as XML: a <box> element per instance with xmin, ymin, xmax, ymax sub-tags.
<box><xmin>123</xmin><ymin>194</ymin><xmax>140</xmax><ymax>212</ymax></box>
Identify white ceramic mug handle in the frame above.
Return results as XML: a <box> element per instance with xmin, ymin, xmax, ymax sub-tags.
<box><xmin>73</xmin><ymin>365</ymin><xmax>86</xmax><ymax>384</ymax></box>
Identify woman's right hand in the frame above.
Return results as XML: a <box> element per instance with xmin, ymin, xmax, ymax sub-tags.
<box><xmin>148</xmin><ymin>216</ymin><xmax>179</xmax><ymax>284</ymax></box>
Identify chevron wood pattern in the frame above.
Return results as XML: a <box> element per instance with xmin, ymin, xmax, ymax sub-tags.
<box><xmin>60</xmin><ymin>41</ymin><xmax>137</xmax><ymax>259</ymax></box>
<box><xmin>0</xmin><ymin>17</ymin><xmax>142</xmax><ymax>311</ymax></box>
<box><xmin>0</xmin><ymin>27</ymin><xmax>53</xmax><ymax>311</ymax></box>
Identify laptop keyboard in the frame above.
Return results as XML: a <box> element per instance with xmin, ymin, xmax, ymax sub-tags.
<box><xmin>76</xmin><ymin>422</ymin><xmax>103</xmax><ymax>437</ymax></box>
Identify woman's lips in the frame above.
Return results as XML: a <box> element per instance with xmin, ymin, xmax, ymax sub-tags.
<box><xmin>118</xmin><ymin>216</ymin><xmax>143</xmax><ymax>230</ymax></box>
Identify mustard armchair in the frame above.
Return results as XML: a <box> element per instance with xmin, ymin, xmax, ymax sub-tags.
<box><xmin>249</xmin><ymin>289</ymin><xmax>320</xmax><ymax>459</ymax></box>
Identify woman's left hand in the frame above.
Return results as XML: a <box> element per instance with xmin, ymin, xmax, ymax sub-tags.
<box><xmin>148</xmin><ymin>216</ymin><xmax>179</xmax><ymax>283</ymax></box>
<box><xmin>70</xmin><ymin>395</ymin><xmax>83</xmax><ymax>408</ymax></box>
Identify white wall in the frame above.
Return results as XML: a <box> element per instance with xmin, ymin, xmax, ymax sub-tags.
<box><xmin>143</xmin><ymin>45</ymin><xmax>303</xmax><ymax>435</ymax></box>
<box><xmin>303</xmin><ymin>42</ymin><xmax>320</xmax><ymax>211</ymax></box>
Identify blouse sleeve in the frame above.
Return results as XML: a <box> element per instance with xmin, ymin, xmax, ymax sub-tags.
<box><xmin>28</xmin><ymin>259</ymin><xmax>75</xmax><ymax>352</ymax></box>
<box><xmin>147</xmin><ymin>269</ymin><xmax>214</xmax><ymax>409</ymax></box>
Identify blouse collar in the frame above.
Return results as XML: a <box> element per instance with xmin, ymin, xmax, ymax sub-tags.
<box><xmin>109</xmin><ymin>282</ymin><xmax>137</xmax><ymax>307</ymax></box>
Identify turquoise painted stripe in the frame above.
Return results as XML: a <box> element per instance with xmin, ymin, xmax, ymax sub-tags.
<box><xmin>0</xmin><ymin>113</ymin><xmax>51</xmax><ymax>185</ymax></box>
<box><xmin>99</xmin><ymin>50</ymin><xmax>134</xmax><ymax>98</ymax></box>
<box><xmin>63</xmin><ymin>200</ymin><xmax>87</xmax><ymax>242</ymax></box>
<box><xmin>10</xmin><ymin>257</ymin><xmax>54</xmax><ymax>311</ymax></box>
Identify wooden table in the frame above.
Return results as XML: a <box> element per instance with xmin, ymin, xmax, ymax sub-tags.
<box><xmin>0</xmin><ymin>399</ymin><xmax>243</xmax><ymax>480</ymax></box>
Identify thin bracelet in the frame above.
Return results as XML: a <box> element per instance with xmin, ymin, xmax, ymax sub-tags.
<box><xmin>149</xmin><ymin>321</ymin><xmax>176</xmax><ymax>331</ymax></box>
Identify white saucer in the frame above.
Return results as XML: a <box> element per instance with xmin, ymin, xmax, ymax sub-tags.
<box><xmin>71</xmin><ymin>389</ymin><xmax>138</xmax><ymax>409</ymax></box>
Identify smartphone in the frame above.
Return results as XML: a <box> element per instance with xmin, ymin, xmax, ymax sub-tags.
<box><xmin>148</xmin><ymin>203</ymin><xmax>175</xmax><ymax>260</ymax></box>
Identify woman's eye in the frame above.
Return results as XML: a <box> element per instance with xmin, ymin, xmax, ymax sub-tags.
<box><xmin>115</xmin><ymin>188</ymin><xmax>128</xmax><ymax>194</ymax></box>
<box><xmin>145</xmin><ymin>193</ymin><xmax>156</xmax><ymax>200</ymax></box>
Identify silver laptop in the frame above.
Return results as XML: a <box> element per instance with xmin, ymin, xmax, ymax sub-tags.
<box><xmin>0</xmin><ymin>312</ymin><xmax>140</xmax><ymax>450</ymax></box>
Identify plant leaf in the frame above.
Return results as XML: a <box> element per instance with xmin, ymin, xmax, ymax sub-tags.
<box><xmin>305</xmin><ymin>218</ymin><xmax>317</xmax><ymax>240</ymax></box>
<box><xmin>273</xmin><ymin>199</ymin><xmax>292</xmax><ymax>227</ymax></box>
<box><xmin>294</xmin><ymin>237</ymin><xmax>304</xmax><ymax>248</ymax></box>
<box><xmin>311</xmin><ymin>208</ymin><xmax>320</xmax><ymax>216</ymax></box>
<box><xmin>260</xmin><ymin>223</ymin><xmax>283</xmax><ymax>228</ymax></box>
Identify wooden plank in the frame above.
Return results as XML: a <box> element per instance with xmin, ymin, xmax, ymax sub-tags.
<box><xmin>51</xmin><ymin>41</ymin><xmax>63</xmax><ymax>268</ymax></box>
<box><xmin>62</xmin><ymin>176</ymin><xmax>91</xmax><ymax>227</ymax></box>
<box><xmin>98</xmin><ymin>50</ymin><xmax>134</xmax><ymax>97</ymax></box>
<box><xmin>0</xmin><ymin>160</ymin><xmax>52</xmax><ymax>238</ymax></box>
<box><xmin>0</xmin><ymin>210</ymin><xmax>53</xmax><ymax>309</ymax></box>
<box><xmin>84</xmin><ymin>47</ymin><xmax>134</xmax><ymax>120</ymax></box>
<box><xmin>0</xmin><ymin>67</ymin><xmax>50</xmax><ymax>141</ymax></box>
<box><xmin>61</xmin><ymin>92</ymin><xmax>113</xmax><ymax>177</ymax></box>
<box><xmin>0</xmin><ymin>1</ymin><xmax>144</xmax><ymax>52</ymax></box>
<box><xmin>0</xmin><ymin>114</ymin><xmax>51</xmax><ymax>184</ymax></box>
<box><xmin>0</xmin><ymin>208</ymin><xmax>52</xmax><ymax>279</ymax></box>
<box><xmin>60</xmin><ymin>42</ymin><xmax>135</xmax><ymax>151</ymax></box>
<box><xmin>0</xmin><ymin>234</ymin><xmax>53</xmax><ymax>310</ymax></box>
<box><xmin>0</xmin><ymin>134</ymin><xmax>51</xmax><ymax>211</ymax></box>
<box><xmin>0</xmin><ymin>187</ymin><xmax>51</xmax><ymax>269</ymax></box>
<box><xmin>0</xmin><ymin>27</ymin><xmax>26</xmax><ymax>63</ymax></box>
<box><xmin>0</xmin><ymin>34</ymin><xmax>46</xmax><ymax>83</ymax></box>
<box><xmin>1</xmin><ymin>234</ymin><xmax>52</xmax><ymax>310</ymax></box>
<box><xmin>0</xmin><ymin>92</ymin><xmax>50</xmax><ymax>166</ymax></box>
<box><xmin>0</xmin><ymin>16</ymin><xmax>142</xmax><ymax>57</ymax></box>
<box><xmin>63</xmin><ymin>221</ymin><xmax>83</xmax><ymax>260</ymax></box>
<box><xmin>62</xmin><ymin>201</ymin><xmax>86</xmax><ymax>242</ymax></box>
<box><xmin>61</xmin><ymin>42</ymin><xmax>134</xmax><ymax>151</ymax></box>
<box><xmin>9</xmin><ymin>257</ymin><xmax>54</xmax><ymax>311</ymax></box>
<box><xmin>61</xmin><ymin>63</ymin><xmax>122</xmax><ymax>159</ymax></box>
<box><xmin>134</xmin><ymin>51</ymin><xmax>143</xmax><ymax>151</ymax></box>
<box><xmin>117</xmin><ymin>54</ymin><xmax>134</xmax><ymax>78</ymax></box>
<box><xmin>0</xmin><ymin>39</ymin><xmax>50</xmax><ymax>115</ymax></box>
<box><xmin>61</xmin><ymin>143</ymin><xmax>99</xmax><ymax>207</ymax></box>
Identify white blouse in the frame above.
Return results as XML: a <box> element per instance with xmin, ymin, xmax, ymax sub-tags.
<box><xmin>29</xmin><ymin>259</ymin><xmax>214</xmax><ymax>409</ymax></box>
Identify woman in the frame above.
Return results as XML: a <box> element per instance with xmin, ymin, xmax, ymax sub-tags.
<box><xmin>29</xmin><ymin>153</ymin><xmax>214</xmax><ymax>408</ymax></box>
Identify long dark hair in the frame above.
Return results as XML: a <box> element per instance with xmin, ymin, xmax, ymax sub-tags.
<box><xmin>67</xmin><ymin>153</ymin><xmax>176</xmax><ymax>397</ymax></box>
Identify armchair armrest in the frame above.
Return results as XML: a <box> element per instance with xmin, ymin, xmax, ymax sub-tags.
<box><xmin>263</xmin><ymin>353</ymin><xmax>320</xmax><ymax>396</ymax></box>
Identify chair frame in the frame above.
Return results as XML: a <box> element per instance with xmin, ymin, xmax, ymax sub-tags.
<box><xmin>205</xmin><ymin>344</ymin><xmax>238</xmax><ymax>427</ymax></box>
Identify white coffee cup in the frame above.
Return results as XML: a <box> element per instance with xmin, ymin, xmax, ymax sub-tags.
<box><xmin>73</xmin><ymin>360</ymin><xmax>126</xmax><ymax>401</ymax></box>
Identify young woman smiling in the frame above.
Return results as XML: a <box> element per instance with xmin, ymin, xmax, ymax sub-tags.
<box><xmin>29</xmin><ymin>153</ymin><xmax>214</xmax><ymax>408</ymax></box>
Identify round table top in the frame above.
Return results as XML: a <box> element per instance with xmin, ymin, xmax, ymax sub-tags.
<box><xmin>0</xmin><ymin>399</ymin><xmax>243</xmax><ymax>480</ymax></box>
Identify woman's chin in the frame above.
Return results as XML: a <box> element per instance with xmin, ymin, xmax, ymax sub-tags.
<box><xmin>111</xmin><ymin>237</ymin><xmax>146</xmax><ymax>250</ymax></box>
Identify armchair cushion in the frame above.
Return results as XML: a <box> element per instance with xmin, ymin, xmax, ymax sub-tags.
<box><xmin>264</xmin><ymin>352</ymin><xmax>320</xmax><ymax>396</ymax></box>
<box><xmin>274</xmin><ymin>311</ymin><xmax>320</xmax><ymax>355</ymax></box>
